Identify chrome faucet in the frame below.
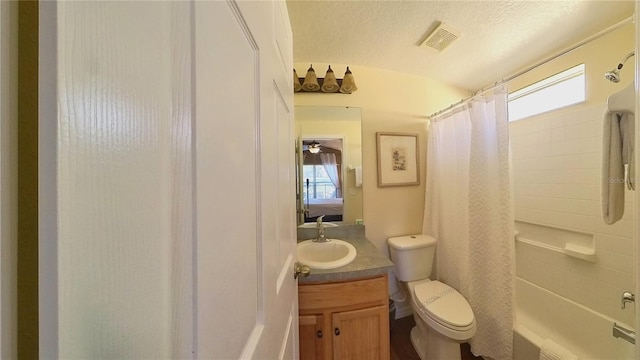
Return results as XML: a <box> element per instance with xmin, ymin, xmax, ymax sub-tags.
<box><xmin>313</xmin><ymin>215</ymin><xmax>329</xmax><ymax>242</ymax></box>
<box><xmin>621</xmin><ymin>291</ymin><xmax>635</xmax><ymax>309</ymax></box>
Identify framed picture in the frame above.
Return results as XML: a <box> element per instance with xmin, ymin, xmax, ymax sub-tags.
<box><xmin>376</xmin><ymin>132</ymin><xmax>419</xmax><ymax>187</ymax></box>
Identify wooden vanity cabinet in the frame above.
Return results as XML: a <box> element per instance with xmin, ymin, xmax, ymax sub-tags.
<box><xmin>299</xmin><ymin>314</ymin><xmax>325</xmax><ymax>359</ymax></box>
<box><xmin>298</xmin><ymin>275</ymin><xmax>390</xmax><ymax>360</ymax></box>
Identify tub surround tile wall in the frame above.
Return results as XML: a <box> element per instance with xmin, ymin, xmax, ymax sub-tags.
<box><xmin>510</xmin><ymin>102</ymin><xmax>635</xmax><ymax>326</ymax></box>
<box><xmin>516</xmin><ymin>278</ymin><xmax>635</xmax><ymax>359</ymax></box>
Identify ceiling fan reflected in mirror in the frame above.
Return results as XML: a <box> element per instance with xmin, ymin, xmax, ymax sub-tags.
<box><xmin>305</xmin><ymin>140</ymin><xmax>321</xmax><ymax>154</ymax></box>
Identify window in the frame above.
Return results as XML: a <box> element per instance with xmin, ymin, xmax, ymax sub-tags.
<box><xmin>303</xmin><ymin>165</ymin><xmax>336</xmax><ymax>199</ymax></box>
<box><xmin>508</xmin><ymin>64</ymin><xmax>585</xmax><ymax>121</ymax></box>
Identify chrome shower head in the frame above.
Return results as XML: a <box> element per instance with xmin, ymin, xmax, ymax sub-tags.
<box><xmin>605</xmin><ymin>51</ymin><xmax>634</xmax><ymax>83</ymax></box>
<box><xmin>605</xmin><ymin>69</ymin><xmax>621</xmax><ymax>83</ymax></box>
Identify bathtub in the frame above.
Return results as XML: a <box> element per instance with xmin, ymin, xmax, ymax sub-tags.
<box><xmin>514</xmin><ymin>278</ymin><xmax>635</xmax><ymax>359</ymax></box>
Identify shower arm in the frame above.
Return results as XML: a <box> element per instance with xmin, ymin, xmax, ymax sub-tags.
<box><xmin>617</xmin><ymin>51</ymin><xmax>635</xmax><ymax>69</ymax></box>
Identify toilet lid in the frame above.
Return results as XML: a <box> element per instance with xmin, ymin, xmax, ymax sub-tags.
<box><xmin>413</xmin><ymin>280</ymin><xmax>474</xmax><ymax>329</ymax></box>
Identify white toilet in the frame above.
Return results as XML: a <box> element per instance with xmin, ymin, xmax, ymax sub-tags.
<box><xmin>388</xmin><ymin>234</ymin><xmax>476</xmax><ymax>360</ymax></box>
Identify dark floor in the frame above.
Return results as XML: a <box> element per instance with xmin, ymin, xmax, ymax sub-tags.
<box><xmin>390</xmin><ymin>316</ymin><xmax>483</xmax><ymax>360</ymax></box>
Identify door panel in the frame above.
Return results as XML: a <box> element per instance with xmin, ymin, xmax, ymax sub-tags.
<box><xmin>51</xmin><ymin>2</ymin><xmax>191</xmax><ymax>358</ymax></box>
<box><xmin>195</xmin><ymin>2</ymin><xmax>260</xmax><ymax>357</ymax></box>
<box><xmin>40</xmin><ymin>1</ymin><xmax>296</xmax><ymax>358</ymax></box>
<box><xmin>195</xmin><ymin>1</ymin><xmax>297</xmax><ymax>359</ymax></box>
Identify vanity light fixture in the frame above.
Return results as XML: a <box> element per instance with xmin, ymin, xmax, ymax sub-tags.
<box><xmin>294</xmin><ymin>65</ymin><xmax>357</xmax><ymax>94</ymax></box>
<box><xmin>339</xmin><ymin>66</ymin><xmax>357</xmax><ymax>94</ymax></box>
<box><xmin>293</xmin><ymin>68</ymin><xmax>302</xmax><ymax>92</ymax></box>
<box><xmin>301</xmin><ymin>65</ymin><xmax>320</xmax><ymax>92</ymax></box>
<box><xmin>321</xmin><ymin>65</ymin><xmax>340</xmax><ymax>92</ymax></box>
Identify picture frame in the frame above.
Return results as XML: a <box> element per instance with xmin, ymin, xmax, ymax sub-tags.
<box><xmin>376</xmin><ymin>132</ymin><xmax>419</xmax><ymax>187</ymax></box>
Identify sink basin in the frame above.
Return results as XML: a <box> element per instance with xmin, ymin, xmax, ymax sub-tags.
<box><xmin>298</xmin><ymin>222</ymin><xmax>339</xmax><ymax>228</ymax></box>
<box><xmin>297</xmin><ymin>239</ymin><xmax>357</xmax><ymax>269</ymax></box>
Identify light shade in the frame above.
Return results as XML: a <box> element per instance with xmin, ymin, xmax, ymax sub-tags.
<box><xmin>308</xmin><ymin>141</ymin><xmax>321</xmax><ymax>154</ymax></box>
<box><xmin>301</xmin><ymin>65</ymin><xmax>320</xmax><ymax>92</ymax></box>
<box><xmin>293</xmin><ymin>65</ymin><xmax>357</xmax><ymax>94</ymax></box>
<box><xmin>339</xmin><ymin>66</ymin><xmax>357</xmax><ymax>94</ymax></box>
<box><xmin>293</xmin><ymin>68</ymin><xmax>302</xmax><ymax>92</ymax></box>
<box><xmin>321</xmin><ymin>65</ymin><xmax>339</xmax><ymax>93</ymax></box>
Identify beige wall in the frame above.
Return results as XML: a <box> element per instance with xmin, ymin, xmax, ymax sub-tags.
<box><xmin>508</xmin><ymin>22</ymin><xmax>635</xmax><ymax>103</ymax></box>
<box><xmin>294</xmin><ymin>63</ymin><xmax>469</xmax><ymax>296</ymax></box>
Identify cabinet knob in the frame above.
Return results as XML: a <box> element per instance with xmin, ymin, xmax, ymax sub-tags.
<box><xmin>334</xmin><ymin>328</ymin><xmax>340</xmax><ymax>336</ymax></box>
<box><xmin>317</xmin><ymin>330</ymin><xmax>323</xmax><ymax>339</ymax></box>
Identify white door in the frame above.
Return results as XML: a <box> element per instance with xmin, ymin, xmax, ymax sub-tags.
<box><xmin>636</xmin><ymin>2</ymin><xmax>640</xmax><ymax>359</ymax></box>
<box><xmin>194</xmin><ymin>1</ymin><xmax>298</xmax><ymax>359</ymax></box>
<box><xmin>39</xmin><ymin>1</ymin><xmax>298</xmax><ymax>358</ymax></box>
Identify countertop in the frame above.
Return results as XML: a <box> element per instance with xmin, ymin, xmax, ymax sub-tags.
<box><xmin>296</xmin><ymin>224</ymin><xmax>394</xmax><ymax>284</ymax></box>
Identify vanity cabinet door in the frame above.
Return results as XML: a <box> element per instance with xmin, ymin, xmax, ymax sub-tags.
<box><xmin>299</xmin><ymin>314</ymin><xmax>325</xmax><ymax>360</ymax></box>
<box><xmin>331</xmin><ymin>305</ymin><xmax>389</xmax><ymax>360</ymax></box>
<box><xmin>298</xmin><ymin>275</ymin><xmax>389</xmax><ymax>360</ymax></box>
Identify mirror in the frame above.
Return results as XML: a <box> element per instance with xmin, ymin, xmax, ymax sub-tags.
<box><xmin>295</xmin><ymin>106</ymin><xmax>362</xmax><ymax>226</ymax></box>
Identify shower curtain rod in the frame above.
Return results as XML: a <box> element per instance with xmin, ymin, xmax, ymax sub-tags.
<box><xmin>428</xmin><ymin>14</ymin><xmax>635</xmax><ymax>119</ymax></box>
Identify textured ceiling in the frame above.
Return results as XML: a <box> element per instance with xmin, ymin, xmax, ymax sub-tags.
<box><xmin>287</xmin><ymin>0</ymin><xmax>635</xmax><ymax>91</ymax></box>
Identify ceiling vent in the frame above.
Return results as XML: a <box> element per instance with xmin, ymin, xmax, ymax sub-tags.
<box><xmin>420</xmin><ymin>22</ymin><xmax>461</xmax><ymax>52</ymax></box>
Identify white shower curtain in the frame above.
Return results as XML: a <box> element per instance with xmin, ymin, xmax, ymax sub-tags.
<box><xmin>422</xmin><ymin>89</ymin><xmax>514</xmax><ymax>360</ymax></box>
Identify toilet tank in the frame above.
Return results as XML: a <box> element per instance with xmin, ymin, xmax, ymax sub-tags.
<box><xmin>387</xmin><ymin>235</ymin><xmax>437</xmax><ymax>282</ymax></box>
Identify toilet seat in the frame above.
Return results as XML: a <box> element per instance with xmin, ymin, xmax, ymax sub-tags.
<box><xmin>409</xmin><ymin>280</ymin><xmax>476</xmax><ymax>341</ymax></box>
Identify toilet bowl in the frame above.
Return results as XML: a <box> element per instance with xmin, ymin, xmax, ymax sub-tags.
<box><xmin>406</xmin><ymin>279</ymin><xmax>476</xmax><ymax>359</ymax></box>
<box><xmin>388</xmin><ymin>235</ymin><xmax>476</xmax><ymax>360</ymax></box>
